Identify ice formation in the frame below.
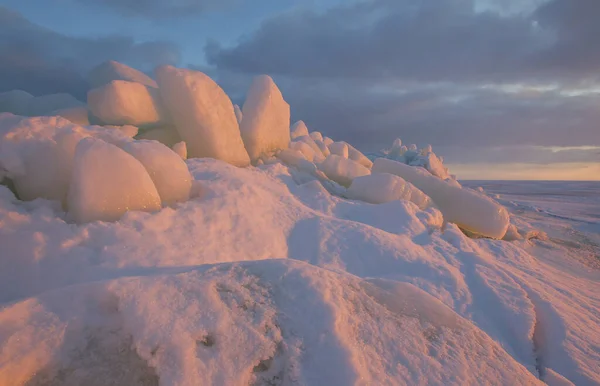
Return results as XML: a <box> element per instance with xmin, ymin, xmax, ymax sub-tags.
<box><xmin>318</xmin><ymin>154</ymin><xmax>371</xmax><ymax>187</ymax></box>
<box><xmin>156</xmin><ymin>66</ymin><xmax>250</xmax><ymax>167</ymax></box>
<box><xmin>87</xmin><ymin>80</ymin><xmax>169</xmax><ymax>127</ymax></box>
<box><xmin>67</xmin><ymin>137</ymin><xmax>161</xmax><ymax>223</ymax></box>
<box><xmin>240</xmin><ymin>75</ymin><xmax>291</xmax><ymax>161</ymax></box>
<box><xmin>372</xmin><ymin>158</ymin><xmax>510</xmax><ymax>239</ymax></box>
<box><xmin>290</xmin><ymin>120</ymin><xmax>309</xmax><ymax>139</ymax></box>
<box><xmin>88</xmin><ymin>60</ymin><xmax>158</xmax><ymax>89</ymax></box>
<box><xmin>347</xmin><ymin>173</ymin><xmax>431</xmax><ymax>209</ymax></box>
<box><xmin>122</xmin><ymin>140</ymin><xmax>192</xmax><ymax>206</ymax></box>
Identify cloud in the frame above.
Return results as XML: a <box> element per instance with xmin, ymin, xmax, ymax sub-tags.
<box><xmin>72</xmin><ymin>0</ymin><xmax>237</xmax><ymax>19</ymax></box>
<box><xmin>206</xmin><ymin>0</ymin><xmax>600</xmax><ymax>84</ymax></box>
<box><xmin>0</xmin><ymin>6</ymin><xmax>180</xmax><ymax>98</ymax></box>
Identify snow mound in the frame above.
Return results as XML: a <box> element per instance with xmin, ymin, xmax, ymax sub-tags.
<box><xmin>67</xmin><ymin>137</ymin><xmax>161</xmax><ymax>223</ymax></box>
<box><xmin>347</xmin><ymin>173</ymin><xmax>431</xmax><ymax>209</ymax></box>
<box><xmin>373</xmin><ymin>158</ymin><xmax>510</xmax><ymax>239</ymax></box>
<box><xmin>318</xmin><ymin>154</ymin><xmax>371</xmax><ymax>187</ymax></box>
<box><xmin>122</xmin><ymin>140</ymin><xmax>192</xmax><ymax>206</ymax></box>
<box><xmin>240</xmin><ymin>75</ymin><xmax>290</xmax><ymax>161</ymax></box>
<box><xmin>0</xmin><ymin>260</ymin><xmax>540</xmax><ymax>386</ymax></box>
<box><xmin>88</xmin><ymin>80</ymin><xmax>169</xmax><ymax>127</ymax></box>
<box><xmin>290</xmin><ymin>120</ymin><xmax>309</xmax><ymax>139</ymax></box>
<box><xmin>156</xmin><ymin>66</ymin><xmax>250</xmax><ymax>167</ymax></box>
<box><xmin>88</xmin><ymin>60</ymin><xmax>158</xmax><ymax>89</ymax></box>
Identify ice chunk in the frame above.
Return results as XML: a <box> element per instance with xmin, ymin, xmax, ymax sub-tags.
<box><xmin>329</xmin><ymin>142</ymin><xmax>349</xmax><ymax>158</ymax></box>
<box><xmin>347</xmin><ymin>173</ymin><xmax>431</xmax><ymax>209</ymax></box>
<box><xmin>323</xmin><ymin>136</ymin><xmax>333</xmax><ymax>146</ymax></box>
<box><xmin>314</xmin><ymin>139</ymin><xmax>330</xmax><ymax>157</ymax></box>
<box><xmin>67</xmin><ymin>137</ymin><xmax>161</xmax><ymax>223</ymax></box>
<box><xmin>276</xmin><ymin>149</ymin><xmax>318</xmax><ymax>174</ymax></box>
<box><xmin>155</xmin><ymin>66</ymin><xmax>250</xmax><ymax>167</ymax></box>
<box><xmin>234</xmin><ymin>104</ymin><xmax>243</xmax><ymax>124</ymax></box>
<box><xmin>347</xmin><ymin>143</ymin><xmax>373</xmax><ymax>169</ymax></box>
<box><xmin>122</xmin><ymin>141</ymin><xmax>192</xmax><ymax>206</ymax></box>
<box><xmin>28</xmin><ymin>94</ymin><xmax>84</xmax><ymax>117</ymax></box>
<box><xmin>294</xmin><ymin>135</ymin><xmax>324</xmax><ymax>159</ymax></box>
<box><xmin>88</xmin><ymin>80</ymin><xmax>169</xmax><ymax>127</ymax></box>
<box><xmin>290</xmin><ymin>140</ymin><xmax>322</xmax><ymax>162</ymax></box>
<box><xmin>136</xmin><ymin>126</ymin><xmax>182</xmax><ymax>148</ymax></box>
<box><xmin>290</xmin><ymin>120</ymin><xmax>309</xmax><ymax>139</ymax></box>
<box><xmin>172</xmin><ymin>141</ymin><xmax>187</xmax><ymax>159</ymax></box>
<box><xmin>0</xmin><ymin>90</ymin><xmax>33</xmax><ymax>116</ymax></box>
<box><xmin>240</xmin><ymin>75</ymin><xmax>290</xmax><ymax>161</ymax></box>
<box><xmin>310</xmin><ymin>131</ymin><xmax>323</xmax><ymax>142</ymax></box>
<box><xmin>372</xmin><ymin>158</ymin><xmax>510</xmax><ymax>239</ymax></box>
<box><xmin>51</xmin><ymin>106</ymin><xmax>90</xmax><ymax>125</ymax></box>
<box><xmin>410</xmin><ymin>152</ymin><xmax>450</xmax><ymax>179</ymax></box>
<box><xmin>318</xmin><ymin>155</ymin><xmax>371</xmax><ymax>187</ymax></box>
<box><xmin>88</xmin><ymin>60</ymin><xmax>158</xmax><ymax>89</ymax></box>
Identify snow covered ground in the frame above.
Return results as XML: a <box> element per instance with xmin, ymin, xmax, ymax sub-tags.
<box><xmin>0</xmin><ymin>62</ymin><xmax>598</xmax><ymax>385</ymax></box>
<box><xmin>1</xmin><ymin>161</ymin><xmax>598</xmax><ymax>385</ymax></box>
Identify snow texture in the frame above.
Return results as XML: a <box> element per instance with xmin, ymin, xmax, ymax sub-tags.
<box><xmin>240</xmin><ymin>75</ymin><xmax>290</xmax><ymax>161</ymax></box>
<box><xmin>67</xmin><ymin>137</ymin><xmax>161</xmax><ymax>223</ymax></box>
<box><xmin>156</xmin><ymin>66</ymin><xmax>250</xmax><ymax>167</ymax></box>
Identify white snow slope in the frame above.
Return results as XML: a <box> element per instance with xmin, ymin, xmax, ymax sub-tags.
<box><xmin>0</xmin><ymin>158</ymin><xmax>598</xmax><ymax>385</ymax></box>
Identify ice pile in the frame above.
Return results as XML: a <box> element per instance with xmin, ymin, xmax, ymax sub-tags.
<box><xmin>1</xmin><ymin>60</ymin><xmax>509</xmax><ymax>239</ymax></box>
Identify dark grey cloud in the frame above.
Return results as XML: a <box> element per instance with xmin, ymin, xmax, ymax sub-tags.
<box><xmin>207</xmin><ymin>0</ymin><xmax>600</xmax><ymax>84</ymax></box>
<box><xmin>72</xmin><ymin>0</ymin><xmax>237</xmax><ymax>19</ymax></box>
<box><xmin>0</xmin><ymin>7</ymin><xmax>180</xmax><ymax>98</ymax></box>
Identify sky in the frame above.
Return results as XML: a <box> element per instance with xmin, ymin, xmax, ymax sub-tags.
<box><xmin>0</xmin><ymin>0</ymin><xmax>598</xmax><ymax>180</ymax></box>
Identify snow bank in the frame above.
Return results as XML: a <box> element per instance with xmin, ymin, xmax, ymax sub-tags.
<box><xmin>136</xmin><ymin>126</ymin><xmax>182</xmax><ymax>147</ymax></box>
<box><xmin>156</xmin><ymin>66</ymin><xmax>250</xmax><ymax>167</ymax></box>
<box><xmin>347</xmin><ymin>173</ymin><xmax>431</xmax><ymax>209</ymax></box>
<box><xmin>67</xmin><ymin>137</ymin><xmax>161</xmax><ymax>223</ymax></box>
<box><xmin>88</xmin><ymin>60</ymin><xmax>158</xmax><ymax>89</ymax></box>
<box><xmin>290</xmin><ymin>120</ymin><xmax>309</xmax><ymax>139</ymax></box>
<box><xmin>372</xmin><ymin>158</ymin><xmax>510</xmax><ymax>239</ymax></box>
<box><xmin>318</xmin><ymin>155</ymin><xmax>371</xmax><ymax>187</ymax></box>
<box><xmin>88</xmin><ymin>80</ymin><xmax>169</xmax><ymax>127</ymax></box>
<box><xmin>122</xmin><ymin>140</ymin><xmax>192</xmax><ymax>206</ymax></box>
<box><xmin>240</xmin><ymin>75</ymin><xmax>290</xmax><ymax>161</ymax></box>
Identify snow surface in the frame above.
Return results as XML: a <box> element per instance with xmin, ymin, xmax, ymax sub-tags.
<box><xmin>0</xmin><ymin>156</ymin><xmax>599</xmax><ymax>385</ymax></box>
<box><xmin>67</xmin><ymin>137</ymin><xmax>162</xmax><ymax>223</ymax></box>
<box><xmin>88</xmin><ymin>60</ymin><xmax>158</xmax><ymax>89</ymax></box>
<box><xmin>88</xmin><ymin>80</ymin><xmax>169</xmax><ymax>127</ymax></box>
<box><xmin>156</xmin><ymin>66</ymin><xmax>250</xmax><ymax>167</ymax></box>
<box><xmin>240</xmin><ymin>75</ymin><xmax>291</xmax><ymax>161</ymax></box>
